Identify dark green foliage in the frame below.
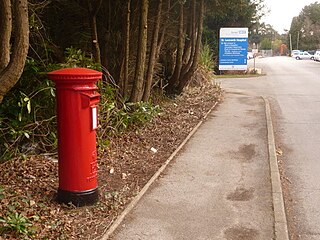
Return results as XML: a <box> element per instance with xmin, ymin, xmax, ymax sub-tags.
<box><xmin>0</xmin><ymin>49</ymin><xmax>161</xmax><ymax>160</ymax></box>
<box><xmin>0</xmin><ymin>0</ymin><xmax>265</xmax><ymax>160</ymax></box>
<box><xmin>97</xmin><ymin>82</ymin><xmax>161</xmax><ymax>150</ymax></box>
<box><xmin>289</xmin><ymin>2</ymin><xmax>320</xmax><ymax>50</ymax></box>
<box><xmin>0</xmin><ymin>58</ymin><xmax>56</xmax><ymax>160</ymax></box>
<box><xmin>0</xmin><ymin>212</ymin><xmax>34</xmax><ymax>237</ymax></box>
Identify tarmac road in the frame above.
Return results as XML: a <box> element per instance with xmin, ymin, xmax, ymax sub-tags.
<box><xmin>222</xmin><ymin>56</ymin><xmax>320</xmax><ymax>240</ymax></box>
<box><xmin>105</xmin><ymin>61</ymin><xmax>281</xmax><ymax>239</ymax></box>
<box><xmin>108</xmin><ymin>90</ymin><xmax>275</xmax><ymax>240</ymax></box>
<box><xmin>104</xmin><ymin>56</ymin><xmax>319</xmax><ymax>240</ymax></box>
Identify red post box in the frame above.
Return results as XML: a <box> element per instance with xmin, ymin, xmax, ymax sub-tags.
<box><xmin>48</xmin><ymin>68</ymin><xmax>102</xmax><ymax>206</ymax></box>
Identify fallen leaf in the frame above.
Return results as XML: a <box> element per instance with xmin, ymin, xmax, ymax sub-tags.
<box><xmin>150</xmin><ymin>147</ymin><xmax>157</xmax><ymax>153</ymax></box>
<box><xmin>276</xmin><ymin>148</ymin><xmax>283</xmax><ymax>156</ymax></box>
<box><xmin>122</xmin><ymin>173</ymin><xmax>127</xmax><ymax>180</ymax></box>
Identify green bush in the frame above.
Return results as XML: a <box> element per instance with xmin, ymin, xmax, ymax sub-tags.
<box><xmin>0</xmin><ymin>58</ymin><xmax>57</xmax><ymax>160</ymax></box>
<box><xmin>97</xmin><ymin>83</ymin><xmax>161</xmax><ymax>150</ymax></box>
<box><xmin>199</xmin><ymin>43</ymin><xmax>215</xmax><ymax>71</ymax></box>
<box><xmin>0</xmin><ymin>47</ymin><xmax>101</xmax><ymax>161</ymax></box>
<box><xmin>0</xmin><ymin>48</ymin><xmax>161</xmax><ymax>160</ymax></box>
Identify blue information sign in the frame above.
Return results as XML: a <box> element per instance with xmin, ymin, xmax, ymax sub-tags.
<box><xmin>219</xmin><ymin>28</ymin><xmax>248</xmax><ymax>71</ymax></box>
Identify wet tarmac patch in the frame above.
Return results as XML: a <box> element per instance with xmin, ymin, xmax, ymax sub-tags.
<box><xmin>226</xmin><ymin>187</ymin><xmax>255</xmax><ymax>201</ymax></box>
<box><xmin>246</xmin><ymin>109</ymin><xmax>259</xmax><ymax>116</ymax></box>
<box><xmin>224</xmin><ymin>226</ymin><xmax>259</xmax><ymax>240</ymax></box>
<box><xmin>227</xmin><ymin>144</ymin><xmax>257</xmax><ymax>163</ymax></box>
<box><xmin>238</xmin><ymin>144</ymin><xmax>256</xmax><ymax>162</ymax></box>
<box><xmin>238</xmin><ymin>96</ymin><xmax>260</xmax><ymax>106</ymax></box>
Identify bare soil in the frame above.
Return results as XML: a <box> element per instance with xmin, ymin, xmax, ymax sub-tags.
<box><xmin>0</xmin><ymin>83</ymin><xmax>222</xmax><ymax>240</ymax></box>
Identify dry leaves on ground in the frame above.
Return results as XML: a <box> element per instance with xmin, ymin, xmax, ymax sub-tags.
<box><xmin>0</xmin><ymin>83</ymin><xmax>222</xmax><ymax>240</ymax></box>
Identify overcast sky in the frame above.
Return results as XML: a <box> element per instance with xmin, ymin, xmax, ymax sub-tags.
<box><xmin>262</xmin><ymin>0</ymin><xmax>319</xmax><ymax>34</ymax></box>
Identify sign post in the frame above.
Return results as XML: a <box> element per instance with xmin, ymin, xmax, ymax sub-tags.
<box><xmin>219</xmin><ymin>28</ymin><xmax>248</xmax><ymax>71</ymax></box>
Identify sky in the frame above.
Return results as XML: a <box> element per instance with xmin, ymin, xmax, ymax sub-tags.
<box><xmin>262</xmin><ymin>0</ymin><xmax>319</xmax><ymax>34</ymax></box>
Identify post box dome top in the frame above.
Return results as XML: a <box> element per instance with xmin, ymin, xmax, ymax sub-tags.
<box><xmin>48</xmin><ymin>68</ymin><xmax>102</xmax><ymax>82</ymax></box>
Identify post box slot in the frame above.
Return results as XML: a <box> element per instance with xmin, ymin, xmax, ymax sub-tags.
<box><xmin>81</xmin><ymin>92</ymin><xmax>101</xmax><ymax>108</ymax></box>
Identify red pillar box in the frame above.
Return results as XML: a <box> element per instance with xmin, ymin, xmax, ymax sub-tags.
<box><xmin>48</xmin><ymin>68</ymin><xmax>102</xmax><ymax>206</ymax></box>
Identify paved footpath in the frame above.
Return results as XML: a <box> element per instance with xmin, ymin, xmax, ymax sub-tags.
<box><xmin>106</xmin><ymin>92</ymin><xmax>280</xmax><ymax>240</ymax></box>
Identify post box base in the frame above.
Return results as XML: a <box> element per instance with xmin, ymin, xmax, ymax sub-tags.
<box><xmin>57</xmin><ymin>188</ymin><xmax>99</xmax><ymax>207</ymax></box>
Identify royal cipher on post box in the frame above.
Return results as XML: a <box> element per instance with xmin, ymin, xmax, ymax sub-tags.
<box><xmin>48</xmin><ymin>68</ymin><xmax>102</xmax><ymax>206</ymax></box>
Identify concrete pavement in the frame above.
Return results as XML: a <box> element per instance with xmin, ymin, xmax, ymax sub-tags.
<box><xmin>102</xmin><ymin>91</ymin><xmax>288</xmax><ymax>240</ymax></box>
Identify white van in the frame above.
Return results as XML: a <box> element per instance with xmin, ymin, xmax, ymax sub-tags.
<box><xmin>314</xmin><ymin>51</ymin><xmax>320</xmax><ymax>61</ymax></box>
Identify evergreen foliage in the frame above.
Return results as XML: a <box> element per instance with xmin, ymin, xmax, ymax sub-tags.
<box><xmin>0</xmin><ymin>0</ymin><xmax>264</xmax><ymax>159</ymax></box>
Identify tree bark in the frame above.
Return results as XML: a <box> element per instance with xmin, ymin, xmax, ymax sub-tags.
<box><xmin>0</xmin><ymin>0</ymin><xmax>29</xmax><ymax>104</ymax></box>
<box><xmin>181</xmin><ymin>0</ymin><xmax>194</xmax><ymax>66</ymax></box>
<box><xmin>142</xmin><ymin>0</ymin><xmax>163</xmax><ymax>102</ymax></box>
<box><xmin>0</xmin><ymin>0</ymin><xmax>12</xmax><ymax>72</ymax></box>
<box><xmin>119</xmin><ymin>0</ymin><xmax>131</xmax><ymax>98</ymax></box>
<box><xmin>154</xmin><ymin>0</ymin><xmax>170</xmax><ymax>91</ymax></box>
<box><xmin>180</xmin><ymin>0</ymin><xmax>196</xmax><ymax>77</ymax></box>
<box><xmin>156</xmin><ymin>0</ymin><xmax>170</xmax><ymax>58</ymax></box>
<box><xmin>177</xmin><ymin>0</ymin><xmax>203</xmax><ymax>93</ymax></box>
<box><xmin>86</xmin><ymin>0</ymin><xmax>102</xmax><ymax>64</ymax></box>
<box><xmin>129</xmin><ymin>0</ymin><xmax>149</xmax><ymax>102</ymax></box>
<box><xmin>167</xmin><ymin>1</ymin><xmax>184</xmax><ymax>93</ymax></box>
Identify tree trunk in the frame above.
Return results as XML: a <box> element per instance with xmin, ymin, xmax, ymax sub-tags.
<box><xmin>119</xmin><ymin>0</ymin><xmax>131</xmax><ymax>98</ymax></box>
<box><xmin>142</xmin><ymin>0</ymin><xmax>163</xmax><ymax>102</ymax></box>
<box><xmin>181</xmin><ymin>0</ymin><xmax>194</xmax><ymax>66</ymax></box>
<box><xmin>180</xmin><ymin>0</ymin><xmax>196</xmax><ymax>77</ymax></box>
<box><xmin>89</xmin><ymin>16</ymin><xmax>101</xmax><ymax>64</ymax></box>
<box><xmin>167</xmin><ymin>1</ymin><xmax>184</xmax><ymax>93</ymax></box>
<box><xmin>129</xmin><ymin>0</ymin><xmax>149</xmax><ymax>103</ymax></box>
<box><xmin>0</xmin><ymin>0</ymin><xmax>29</xmax><ymax>104</ymax></box>
<box><xmin>86</xmin><ymin>0</ymin><xmax>102</xmax><ymax>64</ymax></box>
<box><xmin>156</xmin><ymin>0</ymin><xmax>170</xmax><ymax>58</ymax></box>
<box><xmin>177</xmin><ymin>0</ymin><xmax>203</xmax><ymax>93</ymax></box>
<box><xmin>0</xmin><ymin>0</ymin><xmax>12</xmax><ymax>72</ymax></box>
<box><xmin>100</xmin><ymin>0</ymin><xmax>110</xmax><ymax>68</ymax></box>
<box><xmin>156</xmin><ymin>0</ymin><xmax>171</xmax><ymax>90</ymax></box>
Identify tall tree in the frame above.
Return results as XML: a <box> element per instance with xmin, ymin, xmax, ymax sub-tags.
<box><xmin>129</xmin><ymin>0</ymin><xmax>149</xmax><ymax>102</ymax></box>
<box><xmin>0</xmin><ymin>0</ymin><xmax>12</xmax><ymax>71</ymax></box>
<box><xmin>167</xmin><ymin>0</ymin><xmax>185</xmax><ymax>93</ymax></box>
<box><xmin>119</xmin><ymin>0</ymin><xmax>131</xmax><ymax>97</ymax></box>
<box><xmin>179</xmin><ymin>0</ymin><xmax>196</xmax><ymax>85</ymax></box>
<box><xmin>289</xmin><ymin>2</ymin><xmax>320</xmax><ymax>50</ymax></box>
<box><xmin>86</xmin><ymin>0</ymin><xmax>102</xmax><ymax>64</ymax></box>
<box><xmin>166</xmin><ymin>0</ymin><xmax>205</xmax><ymax>94</ymax></box>
<box><xmin>177</xmin><ymin>0</ymin><xmax>204</xmax><ymax>93</ymax></box>
<box><xmin>0</xmin><ymin>0</ymin><xmax>29</xmax><ymax>104</ymax></box>
<box><xmin>142</xmin><ymin>0</ymin><xmax>163</xmax><ymax>102</ymax></box>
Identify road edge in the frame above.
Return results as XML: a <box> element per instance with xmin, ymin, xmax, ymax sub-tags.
<box><xmin>262</xmin><ymin>96</ymin><xmax>289</xmax><ymax>240</ymax></box>
<box><xmin>100</xmin><ymin>101</ymin><xmax>219</xmax><ymax>240</ymax></box>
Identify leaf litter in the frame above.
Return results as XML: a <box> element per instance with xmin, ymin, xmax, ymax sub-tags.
<box><xmin>0</xmin><ymin>84</ymin><xmax>222</xmax><ymax>239</ymax></box>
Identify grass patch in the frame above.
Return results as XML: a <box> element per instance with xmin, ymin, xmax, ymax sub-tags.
<box><xmin>215</xmin><ymin>73</ymin><xmax>266</xmax><ymax>79</ymax></box>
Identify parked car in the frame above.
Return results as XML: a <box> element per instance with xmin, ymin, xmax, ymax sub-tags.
<box><xmin>291</xmin><ymin>50</ymin><xmax>301</xmax><ymax>58</ymax></box>
<box><xmin>307</xmin><ymin>50</ymin><xmax>316</xmax><ymax>55</ymax></box>
<box><xmin>314</xmin><ymin>51</ymin><xmax>320</xmax><ymax>61</ymax></box>
<box><xmin>295</xmin><ymin>51</ymin><xmax>314</xmax><ymax>60</ymax></box>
